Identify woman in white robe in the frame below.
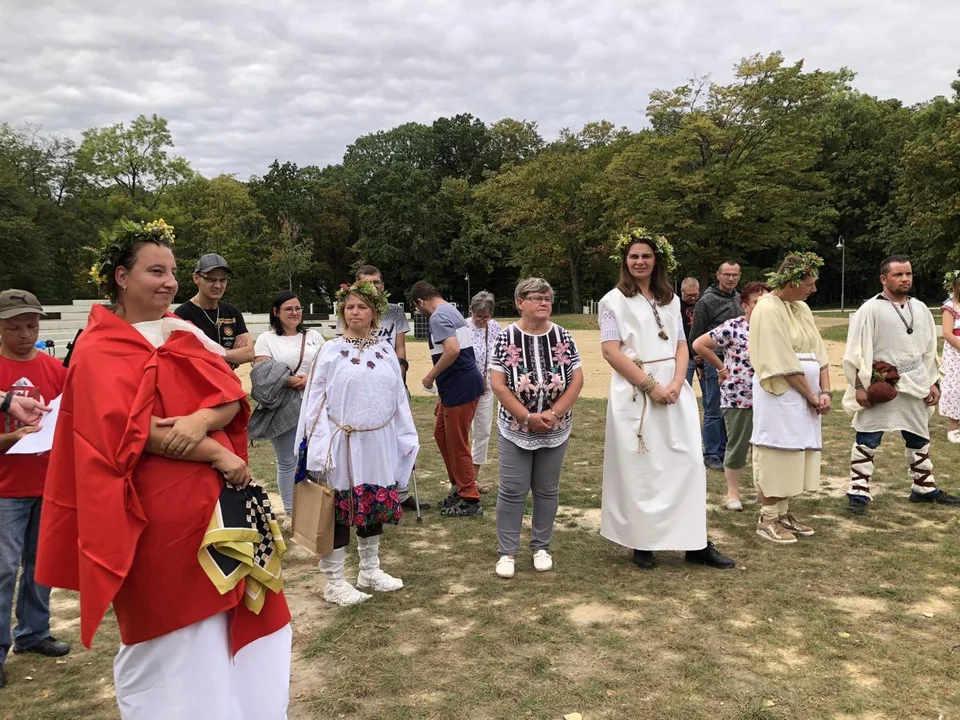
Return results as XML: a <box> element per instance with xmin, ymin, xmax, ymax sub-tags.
<box><xmin>599</xmin><ymin>229</ymin><xmax>735</xmax><ymax>571</ymax></box>
<box><xmin>297</xmin><ymin>281</ymin><xmax>419</xmax><ymax>606</ymax></box>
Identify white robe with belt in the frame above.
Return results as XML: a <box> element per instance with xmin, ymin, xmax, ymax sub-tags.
<box><xmin>598</xmin><ymin>289</ymin><xmax>707</xmax><ymax>551</ymax></box>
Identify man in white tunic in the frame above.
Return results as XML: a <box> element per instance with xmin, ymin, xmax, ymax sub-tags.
<box><xmin>843</xmin><ymin>255</ymin><xmax>960</xmax><ymax>515</ymax></box>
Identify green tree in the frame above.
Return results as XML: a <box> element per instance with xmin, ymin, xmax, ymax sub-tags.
<box><xmin>78</xmin><ymin>114</ymin><xmax>192</xmax><ymax>209</ymax></box>
<box><xmin>606</xmin><ymin>52</ymin><xmax>851</xmax><ymax>281</ymax></box>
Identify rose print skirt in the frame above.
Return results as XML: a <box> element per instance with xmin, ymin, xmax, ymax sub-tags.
<box><xmin>334</xmin><ymin>483</ymin><xmax>403</xmax><ymax>527</ymax></box>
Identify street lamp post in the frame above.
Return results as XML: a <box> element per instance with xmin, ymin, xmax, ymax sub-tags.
<box><xmin>836</xmin><ymin>235</ymin><xmax>845</xmax><ymax>313</ymax></box>
<box><xmin>465</xmin><ymin>272</ymin><xmax>470</xmax><ymax>310</ymax></box>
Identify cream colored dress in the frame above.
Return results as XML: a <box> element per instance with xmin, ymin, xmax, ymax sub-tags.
<box><xmin>748</xmin><ymin>294</ymin><xmax>828</xmax><ymax>497</ymax></box>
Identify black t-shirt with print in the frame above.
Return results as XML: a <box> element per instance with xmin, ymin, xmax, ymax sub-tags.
<box><xmin>174</xmin><ymin>300</ymin><xmax>248</xmax><ymax>350</ymax></box>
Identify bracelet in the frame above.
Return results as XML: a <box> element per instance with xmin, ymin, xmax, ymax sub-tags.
<box><xmin>398</xmin><ymin>358</ymin><xmax>409</xmax><ymax>370</ymax></box>
<box><xmin>819</xmin><ymin>391</ymin><xmax>831</xmax><ymax>396</ymax></box>
<box><xmin>0</xmin><ymin>393</ymin><xmax>11</xmax><ymax>415</ymax></box>
<box><xmin>638</xmin><ymin>376</ymin><xmax>657</xmax><ymax>394</ymax></box>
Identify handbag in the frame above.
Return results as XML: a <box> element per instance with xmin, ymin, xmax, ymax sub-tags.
<box><xmin>292</xmin><ymin>477</ymin><xmax>335</xmax><ymax>556</ymax></box>
<box><xmin>866</xmin><ymin>361</ymin><xmax>900</xmax><ymax>405</ymax></box>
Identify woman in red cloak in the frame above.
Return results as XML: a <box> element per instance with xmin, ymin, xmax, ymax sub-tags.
<box><xmin>36</xmin><ymin>221</ymin><xmax>291</xmax><ymax>719</ymax></box>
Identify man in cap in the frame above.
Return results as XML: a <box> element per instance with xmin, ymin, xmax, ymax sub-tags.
<box><xmin>0</xmin><ymin>290</ymin><xmax>70</xmax><ymax>689</ymax></box>
<box><xmin>174</xmin><ymin>253</ymin><xmax>254</xmax><ymax>366</ymax></box>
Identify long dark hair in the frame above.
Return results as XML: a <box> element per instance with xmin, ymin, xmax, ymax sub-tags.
<box><xmin>616</xmin><ymin>239</ymin><xmax>674</xmax><ymax>305</ymax></box>
<box><xmin>269</xmin><ymin>290</ymin><xmax>304</xmax><ymax>335</ymax></box>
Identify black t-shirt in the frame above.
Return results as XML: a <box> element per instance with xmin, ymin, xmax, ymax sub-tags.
<box><xmin>174</xmin><ymin>300</ymin><xmax>248</xmax><ymax>350</ymax></box>
<box><xmin>680</xmin><ymin>299</ymin><xmax>697</xmax><ymax>347</ymax></box>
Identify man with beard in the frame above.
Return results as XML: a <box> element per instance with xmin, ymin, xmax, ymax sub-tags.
<box><xmin>843</xmin><ymin>255</ymin><xmax>960</xmax><ymax>514</ymax></box>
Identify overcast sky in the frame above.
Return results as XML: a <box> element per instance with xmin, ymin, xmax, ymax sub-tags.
<box><xmin>2</xmin><ymin>0</ymin><xmax>958</xmax><ymax>178</ymax></box>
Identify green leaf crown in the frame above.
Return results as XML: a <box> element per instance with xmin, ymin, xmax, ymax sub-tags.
<box><xmin>336</xmin><ymin>280</ymin><xmax>389</xmax><ymax>317</ymax></box>
<box><xmin>943</xmin><ymin>270</ymin><xmax>960</xmax><ymax>290</ymax></box>
<box><xmin>766</xmin><ymin>251</ymin><xmax>824</xmax><ymax>290</ymax></box>
<box><xmin>89</xmin><ymin>219</ymin><xmax>176</xmax><ymax>286</ymax></box>
<box><xmin>611</xmin><ymin>227</ymin><xmax>678</xmax><ymax>273</ymax></box>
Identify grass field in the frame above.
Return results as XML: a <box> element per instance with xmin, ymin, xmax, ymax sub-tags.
<box><xmin>4</xmin><ymin>393</ymin><xmax>960</xmax><ymax>719</ymax></box>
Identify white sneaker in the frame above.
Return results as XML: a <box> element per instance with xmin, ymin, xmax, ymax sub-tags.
<box><xmin>495</xmin><ymin>555</ymin><xmax>515</xmax><ymax>578</ymax></box>
<box><xmin>532</xmin><ymin>549</ymin><xmax>553</xmax><ymax>572</ymax></box>
<box><xmin>323</xmin><ymin>580</ymin><xmax>372</xmax><ymax>607</ymax></box>
<box><xmin>948</xmin><ymin>430</ymin><xmax>960</xmax><ymax>444</ymax></box>
<box><xmin>725</xmin><ymin>498</ymin><xmax>743</xmax><ymax>511</ymax></box>
<box><xmin>357</xmin><ymin>568</ymin><xmax>404</xmax><ymax>592</ymax></box>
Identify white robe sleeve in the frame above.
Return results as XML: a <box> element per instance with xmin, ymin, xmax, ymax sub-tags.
<box><xmin>296</xmin><ymin>345</ymin><xmax>335</xmax><ymax>475</ymax></box>
<box><xmin>384</xmin><ymin>345</ymin><xmax>419</xmax><ymax>490</ymax></box>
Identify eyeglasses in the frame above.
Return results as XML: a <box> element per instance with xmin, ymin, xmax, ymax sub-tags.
<box><xmin>198</xmin><ymin>273</ymin><xmax>228</xmax><ymax>285</ymax></box>
<box><xmin>282</xmin><ymin>306</ymin><xmax>303</xmax><ymax>314</ymax></box>
<box><xmin>719</xmin><ymin>273</ymin><xmax>741</xmax><ymax>280</ymax></box>
<box><xmin>524</xmin><ymin>295</ymin><xmax>553</xmax><ymax>305</ymax></box>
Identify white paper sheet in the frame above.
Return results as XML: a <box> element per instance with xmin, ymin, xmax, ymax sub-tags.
<box><xmin>7</xmin><ymin>394</ymin><xmax>62</xmax><ymax>455</ymax></box>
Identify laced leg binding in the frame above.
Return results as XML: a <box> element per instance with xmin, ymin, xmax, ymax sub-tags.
<box><xmin>848</xmin><ymin>444</ymin><xmax>875</xmax><ymax>500</ymax></box>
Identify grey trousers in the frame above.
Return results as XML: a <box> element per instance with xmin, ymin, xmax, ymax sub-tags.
<box><xmin>496</xmin><ymin>433</ymin><xmax>570</xmax><ymax>556</ymax></box>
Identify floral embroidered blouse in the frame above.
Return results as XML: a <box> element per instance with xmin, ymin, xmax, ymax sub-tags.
<box><xmin>490</xmin><ymin>323</ymin><xmax>582</xmax><ymax>450</ymax></box>
<box><xmin>707</xmin><ymin>315</ymin><xmax>754</xmax><ymax>409</ymax></box>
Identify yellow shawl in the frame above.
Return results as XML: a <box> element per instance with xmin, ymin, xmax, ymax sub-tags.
<box><xmin>749</xmin><ymin>294</ymin><xmax>828</xmax><ymax>395</ymax></box>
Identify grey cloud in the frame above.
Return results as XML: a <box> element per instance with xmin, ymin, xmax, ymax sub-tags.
<box><xmin>1</xmin><ymin>0</ymin><xmax>958</xmax><ymax>178</ymax></box>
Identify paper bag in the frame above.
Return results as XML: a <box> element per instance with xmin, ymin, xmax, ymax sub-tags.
<box><xmin>292</xmin><ymin>479</ymin><xmax>335</xmax><ymax>556</ymax></box>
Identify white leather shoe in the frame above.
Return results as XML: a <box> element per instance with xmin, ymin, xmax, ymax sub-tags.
<box><xmin>532</xmin><ymin>550</ymin><xmax>553</xmax><ymax>572</ymax></box>
<box><xmin>495</xmin><ymin>555</ymin><xmax>515</xmax><ymax>578</ymax></box>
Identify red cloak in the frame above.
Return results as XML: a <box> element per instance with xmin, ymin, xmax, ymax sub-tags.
<box><xmin>37</xmin><ymin>305</ymin><xmax>290</xmax><ymax>654</ymax></box>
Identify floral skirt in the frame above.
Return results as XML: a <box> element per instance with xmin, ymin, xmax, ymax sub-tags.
<box><xmin>334</xmin><ymin>484</ymin><xmax>402</xmax><ymax>527</ymax></box>
<box><xmin>940</xmin><ymin>343</ymin><xmax>960</xmax><ymax>421</ymax></box>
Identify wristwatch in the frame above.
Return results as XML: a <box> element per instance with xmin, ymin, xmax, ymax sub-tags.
<box><xmin>0</xmin><ymin>393</ymin><xmax>11</xmax><ymax>415</ymax></box>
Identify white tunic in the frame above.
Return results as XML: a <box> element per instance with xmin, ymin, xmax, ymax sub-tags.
<box><xmin>296</xmin><ymin>337</ymin><xmax>419</xmax><ymax>492</ymax></box>
<box><xmin>598</xmin><ymin>289</ymin><xmax>707</xmax><ymax>551</ymax></box>
<box><xmin>842</xmin><ymin>295</ymin><xmax>938</xmax><ymax>436</ymax></box>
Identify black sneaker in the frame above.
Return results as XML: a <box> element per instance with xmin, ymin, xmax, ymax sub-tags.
<box><xmin>909</xmin><ymin>488</ymin><xmax>960</xmax><ymax>505</ymax></box>
<box><xmin>401</xmin><ymin>496</ymin><xmax>431</xmax><ymax>511</ymax></box>
<box><xmin>13</xmin><ymin>636</ymin><xmax>70</xmax><ymax>657</ymax></box>
<box><xmin>0</xmin><ymin>664</ymin><xmax>6</xmax><ymax>689</ymax></box>
<box><xmin>704</xmin><ymin>457</ymin><xmax>725</xmax><ymax>471</ymax></box>
<box><xmin>847</xmin><ymin>495</ymin><xmax>869</xmax><ymax>515</ymax></box>
<box><xmin>631</xmin><ymin>550</ymin><xmax>656</xmax><ymax>570</ymax></box>
<box><xmin>685</xmin><ymin>541</ymin><xmax>735</xmax><ymax>569</ymax></box>
<box><xmin>440</xmin><ymin>499</ymin><xmax>483</xmax><ymax>517</ymax></box>
<box><xmin>439</xmin><ymin>488</ymin><xmax>460</xmax><ymax>510</ymax></box>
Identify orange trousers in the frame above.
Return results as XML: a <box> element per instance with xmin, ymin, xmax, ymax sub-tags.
<box><xmin>434</xmin><ymin>398</ymin><xmax>480</xmax><ymax>500</ymax></box>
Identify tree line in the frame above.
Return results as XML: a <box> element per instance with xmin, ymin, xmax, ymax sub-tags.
<box><xmin>2</xmin><ymin>51</ymin><xmax>958</xmax><ymax>314</ymax></box>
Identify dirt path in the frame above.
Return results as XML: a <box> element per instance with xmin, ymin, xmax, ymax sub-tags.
<box><xmin>238</xmin><ymin>326</ymin><xmax>850</xmax><ymax>400</ymax></box>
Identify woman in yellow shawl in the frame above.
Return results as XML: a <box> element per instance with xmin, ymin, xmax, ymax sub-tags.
<box><xmin>748</xmin><ymin>253</ymin><xmax>831</xmax><ymax>544</ymax></box>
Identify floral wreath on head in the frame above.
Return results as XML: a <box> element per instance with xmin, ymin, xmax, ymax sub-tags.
<box><xmin>336</xmin><ymin>280</ymin><xmax>389</xmax><ymax>317</ymax></box>
<box><xmin>765</xmin><ymin>251</ymin><xmax>824</xmax><ymax>290</ymax></box>
<box><xmin>89</xmin><ymin>219</ymin><xmax>176</xmax><ymax>286</ymax></box>
<box><xmin>943</xmin><ymin>270</ymin><xmax>960</xmax><ymax>290</ymax></box>
<box><xmin>610</xmin><ymin>227</ymin><xmax>678</xmax><ymax>274</ymax></box>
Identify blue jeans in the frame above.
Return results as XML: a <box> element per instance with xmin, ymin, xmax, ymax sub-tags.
<box><xmin>685</xmin><ymin>358</ymin><xmax>697</xmax><ymax>386</ymax></box>
<box><xmin>856</xmin><ymin>430</ymin><xmax>928</xmax><ymax>450</ymax></box>
<box><xmin>271</xmin><ymin>426</ymin><xmax>299</xmax><ymax>515</ymax></box>
<box><xmin>0</xmin><ymin>496</ymin><xmax>51</xmax><ymax>664</ymax></box>
<box><xmin>701</xmin><ymin>364</ymin><xmax>727</xmax><ymax>461</ymax></box>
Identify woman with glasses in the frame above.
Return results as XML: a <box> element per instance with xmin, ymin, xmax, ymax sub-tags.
<box><xmin>489</xmin><ymin>278</ymin><xmax>583</xmax><ymax>578</ymax></box>
<box><xmin>251</xmin><ymin>291</ymin><xmax>325</xmax><ymax>516</ymax></box>
<box><xmin>467</xmin><ymin>291</ymin><xmax>501</xmax><ymax>494</ymax></box>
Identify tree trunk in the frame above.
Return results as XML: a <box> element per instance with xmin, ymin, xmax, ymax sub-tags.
<box><xmin>566</xmin><ymin>247</ymin><xmax>582</xmax><ymax>311</ymax></box>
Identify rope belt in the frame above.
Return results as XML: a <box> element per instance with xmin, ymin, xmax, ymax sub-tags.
<box><xmin>328</xmin><ymin>414</ymin><xmax>393</xmax><ymax>525</ymax></box>
<box><xmin>631</xmin><ymin>356</ymin><xmax>674</xmax><ymax>454</ymax></box>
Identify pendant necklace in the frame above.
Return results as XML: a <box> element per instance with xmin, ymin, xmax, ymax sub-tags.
<box><xmin>883</xmin><ymin>292</ymin><xmax>914</xmax><ymax>334</ymax></box>
<box><xmin>192</xmin><ymin>297</ymin><xmax>221</xmax><ymax>336</ymax></box>
<box><xmin>643</xmin><ymin>293</ymin><xmax>669</xmax><ymax>341</ymax></box>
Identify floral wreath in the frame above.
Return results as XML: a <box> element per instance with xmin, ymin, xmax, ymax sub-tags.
<box><xmin>336</xmin><ymin>280</ymin><xmax>389</xmax><ymax>317</ymax></box>
<box><xmin>610</xmin><ymin>227</ymin><xmax>678</xmax><ymax>273</ymax></box>
<box><xmin>943</xmin><ymin>270</ymin><xmax>960</xmax><ymax>289</ymax></box>
<box><xmin>89</xmin><ymin>219</ymin><xmax>176</xmax><ymax>285</ymax></box>
<box><xmin>766</xmin><ymin>251</ymin><xmax>824</xmax><ymax>289</ymax></box>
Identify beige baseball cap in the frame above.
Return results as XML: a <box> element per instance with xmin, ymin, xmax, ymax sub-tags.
<box><xmin>0</xmin><ymin>289</ymin><xmax>47</xmax><ymax>320</ymax></box>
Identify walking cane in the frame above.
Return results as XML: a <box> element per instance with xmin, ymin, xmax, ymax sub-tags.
<box><xmin>410</xmin><ymin>466</ymin><xmax>423</xmax><ymax>523</ymax></box>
